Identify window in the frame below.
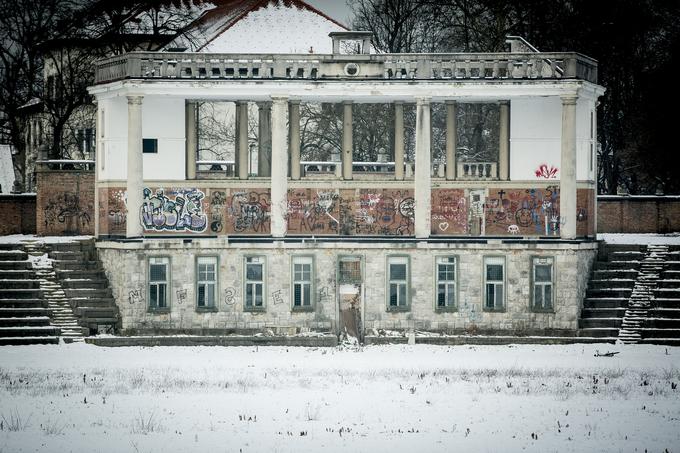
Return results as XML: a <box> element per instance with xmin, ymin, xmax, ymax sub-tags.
<box><xmin>338</xmin><ymin>257</ymin><xmax>361</xmax><ymax>284</ymax></box>
<box><xmin>292</xmin><ymin>256</ymin><xmax>313</xmax><ymax>309</ymax></box>
<box><xmin>532</xmin><ymin>257</ymin><xmax>554</xmax><ymax>311</ymax></box>
<box><xmin>143</xmin><ymin>138</ymin><xmax>158</xmax><ymax>153</ymax></box>
<box><xmin>387</xmin><ymin>256</ymin><xmax>409</xmax><ymax>310</ymax></box>
<box><xmin>484</xmin><ymin>257</ymin><xmax>505</xmax><ymax>311</ymax></box>
<box><xmin>196</xmin><ymin>256</ymin><xmax>217</xmax><ymax>310</ymax></box>
<box><xmin>148</xmin><ymin>257</ymin><xmax>169</xmax><ymax>310</ymax></box>
<box><xmin>436</xmin><ymin>256</ymin><xmax>457</xmax><ymax>310</ymax></box>
<box><xmin>244</xmin><ymin>256</ymin><xmax>265</xmax><ymax>310</ymax></box>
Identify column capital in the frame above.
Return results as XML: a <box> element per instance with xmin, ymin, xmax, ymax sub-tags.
<box><xmin>560</xmin><ymin>94</ymin><xmax>579</xmax><ymax>105</ymax></box>
<box><xmin>343</xmin><ymin>100</ymin><xmax>353</xmax><ymax>106</ymax></box>
<box><xmin>270</xmin><ymin>95</ymin><xmax>289</xmax><ymax>103</ymax></box>
<box><xmin>445</xmin><ymin>99</ymin><xmax>457</xmax><ymax>106</ymax></box>
<box><xmin>235</xmin><ymin>100</ymin><xmax>249</xmax><ymax>106</ymax></box>
<box><xmin>499</xmin><ymin>100</ymin><xmax>510</xmax><ymax>106</ymax></box>
<box><xmin>415</xmin><ymin>96</ymin><xmax>431</xmax><ymax>105</ymax></box>
<box><xmin>288</xmin><ymin>99</ymin><xmax>301</xmax><ymax>105</ymax></box>
<box><xmin>126</xmin><ymin>95</ymin><xmax>143</xmax><ymax>105</ymax></box>
<box><xmin>256</xmin><ymin>101</ymin><xmax>272</xmax><ymax>109</ymax></box>
<box><xmin>394</xmin><ymin>100</ymin><xmax>404</xmax><ymax>106</ymax></box>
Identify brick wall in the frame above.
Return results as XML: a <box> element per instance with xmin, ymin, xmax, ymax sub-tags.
<box><xmin>0</xmin><ymin>194</ymin><xmax>36</xmax><ymax>235</ymax></box>
<box><xmin>36</xmin><ymin>169</ymin><xmax>95</xmax><ymax>236</ymax></box>
<box><xmin>597</xmin><ymin>195</ymin><xmax>680</xmax><ymax>233</ymax></box>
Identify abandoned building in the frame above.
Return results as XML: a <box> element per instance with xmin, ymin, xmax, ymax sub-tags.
<box><xmin>82</xmin><ymin>24</ymin><xmax>605</xmax><ymax>339</ymax></box>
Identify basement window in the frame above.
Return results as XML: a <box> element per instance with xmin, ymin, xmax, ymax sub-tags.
<box><xmin>484</xmin><ymin>256</ymin><xmax>505</xmax><ymax>311</ymax></box>
<box><xmin>143</xmin><ymin>138</ymin><xmax>158</xmax><ymax>154</ymax></box>
<box><xmin>148</xmin><ymin>257</ymin><xmax>170</xmax><ymax>311</ymax></box>
<box><xmin>532</xmin><ymin>256</ymin><xmax>554</xmax><ymax>312</ymax></box>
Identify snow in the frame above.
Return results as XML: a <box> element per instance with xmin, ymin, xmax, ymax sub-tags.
<box><xmin>0</xmin><ymin>343</ymin><xmax>678</xmax><ymax>452</ymax></box>
<box><xmin>202</xmin><ymin>2</ymin><xmax>345</xmax><ymax>54</ymax></box>
<box><xmin>0</xmin><ymin>234</ymin><xmax>93</xmax><ymax>244</ymax></box>
<box><xmin>597</xmin><ymin>233</ymin><xmax>680</xmax><ymax>245</ymax></box>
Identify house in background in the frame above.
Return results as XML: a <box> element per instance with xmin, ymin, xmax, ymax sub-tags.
<box><xmin>88</xmin><ymin>27</ymin><xmax>603</xmax><ymax>338</ymax></box>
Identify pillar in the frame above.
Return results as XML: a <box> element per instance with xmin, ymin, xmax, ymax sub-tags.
<box><xmin>342</xmin><ymin>101</ymin><xmax>353</xmax><ymax>180</ymax></box>
<box><xmin>185</xmin><ymin>101</ymin><xmax>197</xmax><ymax>180</ymax></box>
<box><xmin>394</xmin><ymin>102</ymin><xmax>405</xmax><ymax>180</ymax></box>
<box><xmin>499</xmin><ymin>101</ymin><xmax>510</xmax><ymax>180</ymax></box>
<box><xmin>270</xmin><ymin>96</ymin><xmax>289</xmax><ymax>238</ymax></box>
<box><xmin>126</xmin><ymin>95</ymin><xmax>143</xmax><ymax>238</ymax></box>
<box><xmin>289</xmin><ymin>100</ymin><xmax>301</xmax><ymax>180</ymax></box>
<box><xmin>560</xmin><ymin>95</ymin><xmax>578</xmax><ymax>239</ymax></box>
<box><xmin>257</xmin><ymin>102</ymin><xmax>272</xmax><ymax>177</ymax></box>
<box><xmin>414</xmin><ymin>97</ymin><xmax>431</xmax><ymax>239</ymax></box>
<box><xmin>94</xmin><ymin>101</ymin><xmax>100</xmax><ymax>237</ymax></box>
<box><xmin>236</xmin><ymin>101</ymin><xmax>249</xmax><ymax>179</ymax></box>
<box><xmin>445</xmin><ymin>100</ymin><xmax>457</xmax><ymax>180</ymax></box>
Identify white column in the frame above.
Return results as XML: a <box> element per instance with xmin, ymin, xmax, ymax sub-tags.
<box><xmin>257</xmin><ymin>102</ymin><xmax>271</xmax><ymax>177</ymax></box>
<box><xmin>498</xmin><ymin>101</ymin><xmax>510</xmax><ymax>180</ymax></box>
<box><xmin>94</xmin><ymin>101</ymin><xmax>100</xmax><ymax>237</ymax></box>
<box><xmin>394</xmin><ymin>102</ymin><xmax>404</xmax><ymax>180</ymax></box>
<box><xmin>185</xmin><ymin>101</ymin><xmax>197</xmax><ymax>180</ymax></box>
<box><xmin>270</xmin><ymin>96</ymin><xmax>289</xmax><ymax>238</ymax></box>
<box><xmin>289</xmin><ymin>100</ymin><xmax>301</xmax><ymax>180</ymax></box>
<box><xmin>445</xmin><ymin>100</ymin><xmax>457</xmax><ymax>180</ymax></box>
<box><xmin>560</xmin><ymin>94</ymin><xmax>578</xmax><ymax>239</ymax></box>
<box><xmin>237</xmin><ymin>101</ymin><xmax>249</xmax><ymax>179</ymax></box>
<box><xmin>414</xmin><ymin>97</ymin><xmax>431</xmax><ymax>239</ymax></box>
<box><xmin>342</xmin><ymin>101</ymin><xmax>353</xmax><ymax>180</ymax></box>
<box><xmin>126</xmin><ymin>95</ymin><xmax>144</xmax><ymax>238</ymax></box>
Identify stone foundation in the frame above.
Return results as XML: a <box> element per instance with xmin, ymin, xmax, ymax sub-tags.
<box><xmin>96</xmin><ymin>239</ymin><xmax>597</xmax><ymax>336</ymax></box>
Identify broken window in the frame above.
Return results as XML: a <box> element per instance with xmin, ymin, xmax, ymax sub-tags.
<box><xmin>148</xmin><ymin>257</ymin><xmax>169</xmax><ymax>310</ymax></box>
<box><xmin>338</xmin><ymin>257</ymin><xmax>361</xmax><ymax>284</ymax></box>
<box><xmin>196</xmin><ymin>256</ymin><xmax>217</xmax><ymax>309</ymax></box>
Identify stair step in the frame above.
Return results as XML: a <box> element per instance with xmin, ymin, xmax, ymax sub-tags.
<box><xmin>649</xmin><ymin>308</ymin><xmax>680</xmax><ymax>319</ymax></box>
<box><xmin>0</xmin><ymin>299</ymin><xmax>47</xmax><ymax>308</ymax></box>
<box><xmin>0</xmin><ymin>316</ymin><xmax>51</xmax><ymax>327</ymax></box>
<box><xmin>0</xmin><ymin>326</ymin><xmax>60</xmax><ymax>337</ymax></box>
<box><xmin>0</xmin><ymin>336</ymin><xmax>60</xmax><ymax>345</ymax></box>
<box><xmin>0</xmin><ymin>288</ymin><xmax>45</xmax><ymax>299</ymax></box>
<box><xmin>579</xmin><ymin>318</ymin><xmax>623</xmax><ymax>328</ymax></box>
<box><xmin>0</xmin><ymin>251</ymin><xmax>28</xmax><ymax>261</ymax></box>
<box><xmin>577</xmin><ymin>327</ymin><xmax>619</xmax><ymax>338</ymax></box>
<box><xmin>586</xmin><ymin>288</ymin><xmax>633</xmax><ymax>298</ymax></box>
<box><xmin>0</xmin><ymin>261</ymin><xmax>32</xmax><ymax>270</ymax></box>
<box><xmin>0</xmin><ymin>279</ymin><xmax>42</xmax><ymax>289</ymax></box>
<box><xmin>580</xmin><ymin>308</ymin><xmax>627</xmax><ymax>318</ymax></box>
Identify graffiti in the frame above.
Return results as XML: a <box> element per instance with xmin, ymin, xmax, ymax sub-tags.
<box><xmin>485</xmin><ymin>187</ymin><xmax>560</xmax><ymax>236</ymax></box>
<box><xmin>318</xmin><ymin>286</ymin><xmax>331</xmax><ymax>303</ymax></box>
<box><xmin>576</xmin><ymin>188</ymin><xmax>595</xmax><ymax>236</ymax></box>
<box><xmin>176</xmin><ymin>289</ymin><xmax>187</xmax><ymax>305</ymax></box>
<box><xmin>431</xmin><ymin>189</ymin><xmax>467</xmax><ymax>234</ymax></box>
<box><xmin>108</xmin><ymin>190</ymin><xmax>127</xmax><ymax>229</ymax></box>
<box><xmin>140</xmin><ymin>188</ymin><xmax>207</xmax><ymax>232</ymax></box>
<box><xmin>209</xmin><ymin>190</ymin><xmax>226</xmax><ymax>233</ymax></box>
<box><xmin>128</xmin><ymin>289</ymin><xmax>144</xmax><ymax>305</ymax></box>
<box><xmin>535</xmin><ymin>164</ymin><xmax>559</xmax><ymax>179</ymax></box>
<box><xmin>287</xmin><ymin>189</ymin><xmax>339</xmax><ymax>234</ymax></box>
<box><xmin>271</xmin><ymin>289</ymin><xmax>284</xmax><ymax>305</ymax></box>
<box><xmin>43</xmin><ymin>191</ymin><xmax>92</xmax><ymax>234</ymax></box>
<box><xmin>226</xmin><ymin>190</ymin><xmax>270</xmax><ymax>234</ymax></box>
<box><xmin>223</xmin><ymin>287</ymin><xmax>236</xmax><ymax>306</ymax></box>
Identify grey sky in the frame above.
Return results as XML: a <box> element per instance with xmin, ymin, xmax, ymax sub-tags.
<box><xmin>304</xmin><ymin>0</ymin><xmax>354</xmax><ymax>27</ymax></box>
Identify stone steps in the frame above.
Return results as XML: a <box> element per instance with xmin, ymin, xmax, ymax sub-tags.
<box><xmin>0</xmin><ymin>316</ymin><xmax>51</xmax><ymax>327</ymax></box>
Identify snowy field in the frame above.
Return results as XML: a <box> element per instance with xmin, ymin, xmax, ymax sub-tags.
<box><xmin>0</xmin><ymin>344</ymin><xmax>678</xmax><ymax>452</ymax></box>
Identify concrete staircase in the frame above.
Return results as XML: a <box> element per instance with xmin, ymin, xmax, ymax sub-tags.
<box><xmin>579</xmin><ymin>242</ymin><xmax>680</xmax><ymax>345</ymax></box>
<box><xmin>0</xmin><ymin>239</ymin><xmax>119</xmax><ymax>345</ymax></box>
<box><xmin>0</xmin><ymin>245</ymin><xmax>60</xmax><ymax>345</ymax></box>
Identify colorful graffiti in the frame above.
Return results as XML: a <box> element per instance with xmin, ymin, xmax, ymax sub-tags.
<box><xmin>225</xmin><ymin>190</ymin><xmax>271</xmax><ymax>234</ymax></box>
<box><xmin>43</xmin><ymin>191</ymin><xmax>92</xmax><ymax>235</ymax></box>
<box><xmin>431</xmin><ymin>189</ymin><xmax>468</xmax><ymax>235</ymax></box>
<box><xmin>209</xmin><ymin>191</ymin><xmax>226</xmax><ymax>233</ymax></box>
<box><xmin>535</xmin><ymin>164</ymin><xmax>559</xmax><ymax>179</ymax></box>
<box><xmin>485</xmin><ymin>187</ymin><xmax>560</xmax><ymax>236</ymax></box>
<box><xmin>140</xmin><ymin>188</ymin><xmax>207</xmax><ymax>232</ymax></box>
<box><xmin>287</xmin><ymin>189</ymin><xmax>340</xmax><ymax>234</ymax></box>
<box><xmin>340</xmin><ymin>189</ymin><xmax>414</xmax><ymax>236</ymax></box>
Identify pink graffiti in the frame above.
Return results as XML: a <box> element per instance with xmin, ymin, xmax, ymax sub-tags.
<box><xmin>535</xmin><ymin>164</ymin><xmax>559</xmax><ymax>179</ymax></box>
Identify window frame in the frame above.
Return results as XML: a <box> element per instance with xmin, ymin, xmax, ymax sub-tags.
<box><xmin>195</xmin><ymin>255</ymin><xmax>219</xmax><ymax>312</ymax></box>
<box><xmin>243</xmin><ymin>255</ymin><xmax>266</xmax><ymax>312</ymax></box>
<box><xmin>531</xmin><ymin>255</ymin><xmax>555</xmax><ymax>313</ymax></box>
<box><xmin>142</xmin><ymin>138</ymin><xmax>158</xmax><ymax>154</ymax></box>
<box><xmin>291</xmin><ymin>255</ymin><xmax>315</xmax><ymax>312</ymax></box>
<box><xmin>434</xmin><ymin>255</ymin><xmax>458</xmax><ymax>312</ymax></box>
<box><xmin>386</xmin><ymin>255</ymin><xmax>410</xmax><ymax>312</ymax></box>
<box><xmin>337</xmin><ymin>254</ymin><xmax>363</xmax><ymax>285</ymax></box>
<box><xmin>148</xmin><ymin>256</ymin><xmax>171</xmax><ymax>313</ymax></box>
<box><xmin>483</xmin><ymin>256</ymin><xmax>506</xmax><ymax>312</ymax></box>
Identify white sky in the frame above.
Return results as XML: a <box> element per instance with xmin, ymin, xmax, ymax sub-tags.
<box><xmin>304</xmin><ymin>0</ymin><xmax>354</xmax><ymax>27</ymax></box>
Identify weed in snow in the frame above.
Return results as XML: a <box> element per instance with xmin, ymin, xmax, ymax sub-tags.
<box><xmin>0</xmin><ymin>408</ymin><xmax>31</xmax><ymax>431</ymax></box>
<box><xmin>131</xmin><ymin>410</ymin><xmax>164</xmax><ymax>435</ymax></box>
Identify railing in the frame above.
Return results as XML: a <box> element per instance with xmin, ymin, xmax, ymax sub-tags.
<box><xmin>352</xmin><ymin>161</ymin><xmax>395</xmax><ymax>173</ymax></box>
<box><xmin>196</xmin><ymin>160</ymin><xmax>236</xmax><ymax>177</ymax></box>
<box><xmin>301</xmin><ymin>161</ymin><xmax>341</xmax><ymax>177</ymax></box>
<box><xmin>37</xmin><ymin>160</ymin><xmax>95</xmax><ymax>171</ymax></box>
<box><xmin>457</xmin><ymin>162</ymin><xmax>498</xmax><ymax>180</ymax></box>
<box><xmin>94</xmin><ymin>51</ymin><xmax>598</xmax><ymax>85</ymax></box>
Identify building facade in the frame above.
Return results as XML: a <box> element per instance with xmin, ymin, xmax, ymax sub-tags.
<box><xmin>89</xmin><ymin>33</ymin><xmax>604</xmax><ymax>338</ymax></box>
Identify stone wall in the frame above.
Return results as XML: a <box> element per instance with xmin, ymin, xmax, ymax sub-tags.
<box><xmin>97</xmin><ymin>239</ymin><xmax>597</xmax><ymax>336</ymax></box>
<box><xmin>36</xmin><ymin>169</ymin><xmax>94</xmax><ymax>236</ymax></box>
<box><xmin>598</xmin><ymin>195</ymin><xmax>680</xmax><ymax>233</ymax></box>
<box><xmin>0</xmin><ymin>194</ymin><xmax>36</xmax><ymax>235</ymax></box>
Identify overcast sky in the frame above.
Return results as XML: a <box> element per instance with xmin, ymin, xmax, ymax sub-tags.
<box><xmin>304</xmin><ymin>0</ymin><xmax>354</xmax><ymax>26</ymax></box>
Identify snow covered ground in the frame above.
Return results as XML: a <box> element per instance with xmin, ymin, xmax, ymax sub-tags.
<box><xmin>0</xmin><ymin>343</ymin><xmax>678</xmax><ymax>452</ymax></box>
<box><xmin>597</xmin><ymin>233</ymin><xmax>680</xmax><ymax>245</ymax></box>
